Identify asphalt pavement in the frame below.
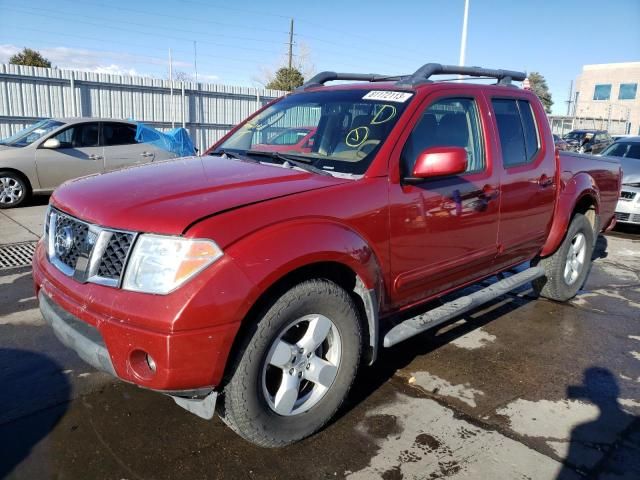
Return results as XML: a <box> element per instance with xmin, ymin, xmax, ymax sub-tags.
<box><xmin>1</xmin><ymin>201</ymin><xmax>639</xmax><ymax>480</ymax></box>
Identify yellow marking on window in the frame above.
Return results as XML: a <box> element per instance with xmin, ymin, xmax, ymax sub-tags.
<box><xmin>371</xmin><ymin>104</ymin><xmax>397</xmax><ymax>125</ymax></box>
<box><xmin>346</xmin><ymin>126</ymin><xmax>370</xmax><ymax>147</ymax></box>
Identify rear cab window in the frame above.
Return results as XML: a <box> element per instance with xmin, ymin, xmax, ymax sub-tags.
<box><xmin>491</xmin><ymin>98</ymin><xmax>540</xmax><ymax>167</ymax></box>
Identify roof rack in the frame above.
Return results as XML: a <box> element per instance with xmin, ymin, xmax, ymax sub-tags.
<box><xmin>397</xmin><ymin>63</ymin><xmax>526</xmax><ymax>86</ymax></box>
<box><xmin>296</xmin><ymin>72</ymin><xmax>404</xmax><ymax>91</ymax></box>
<box><xmin>295</xmin><ymin>63</ymin><xmax>526</xmax><ymax>91</ymax></box>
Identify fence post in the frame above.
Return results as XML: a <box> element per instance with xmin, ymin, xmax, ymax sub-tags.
<box><xmin>181</xmin><ymin>81</ymin><xmax>186</xmax><ymax>128</ymax></box>
<box><xmin>69</xmin><ymin>72</ymin><xmax>76</xmax><ymax>117</ymax></box>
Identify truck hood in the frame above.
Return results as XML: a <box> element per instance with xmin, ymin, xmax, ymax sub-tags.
<box><xmin>52</xmin><ymin>155</ymin><xmax>348</xmax><ymax>235</ymax></box>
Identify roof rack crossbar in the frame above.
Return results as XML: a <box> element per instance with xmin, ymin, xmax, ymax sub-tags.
<box><xmin>396</xmin><ymin>63</ymin><xmax>526</xmax><ymax>86</ymax></box>
<box><xmin>296</xmin><ymin>71</ymin><xmax>401</xmax><ymax>91</ymax></box>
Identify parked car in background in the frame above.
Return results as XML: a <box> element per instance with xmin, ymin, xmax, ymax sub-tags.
<box><xmin>0</xmin><ymin>118</ymin><xmax>178</xmax><ymax>208</ymax></box>
<box><xmin>611</xmin><ymin>134</ymin><xmax>636</xmax><ymax>142</ymax></box>
<box><xmin>562</xmin><ymin>129</ymin><xmax>613</xmax><ymax>154</ymax></box>
<box><xmin>553</xmin><ymin>134</ymin><xmax>570</xmax><ymax>151</ymax></box>
<box><xmin>601</xmin><ymin>137</ymin><xmax>640</xmax><ymax>226</ymax></box>
<box><xmin>252</xmin><ymin>127</ymin><xmax>316</xmax><ymax>153</ymax></box>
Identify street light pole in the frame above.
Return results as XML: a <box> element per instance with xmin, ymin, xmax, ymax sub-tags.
<box><xmin>458</xmin><ymin>0</ymin><xmax>470</xmax><ymax>67</ymax></box>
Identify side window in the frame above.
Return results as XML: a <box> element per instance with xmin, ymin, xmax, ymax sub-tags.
<box><xmin>53</xmin><ymin>123</ymin><xmax>99</xmax><ymax>148</ymax></box>
<box><xmin>517</xmin><ymin>100</ymin><xmax>540</xmax><ymax>161</ymax></box>
<box><xmin>401</xmin><ymin>97</ymin><xmax>485</xmax><ymax>176</ymax></box>
<box><xmin>102</xmin><ymin>123</ymin><xmax>138</xmax><ymax>146</ymax></box>
<box><xmin>492</xmin><ymin>99</ymin><xmax>539</xmax><ymax>167</ymax></box>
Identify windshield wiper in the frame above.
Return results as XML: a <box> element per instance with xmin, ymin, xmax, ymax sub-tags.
<box><xmin>212</xmin><ymin>149</ymin><xmax>259</xmax><ymax>163</ymax></box>
<box><xmin>247</xmin><ymin>150</ymin><xmax>332</xmax><ymax>176</ymax></box>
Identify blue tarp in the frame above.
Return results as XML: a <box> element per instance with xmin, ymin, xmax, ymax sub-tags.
<box><xmin>135</xmin><ymin>123</ymin><xmax>196</xmax><ymax>157</ymax></box>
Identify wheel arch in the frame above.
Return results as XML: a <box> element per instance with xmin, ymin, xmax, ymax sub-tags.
<box><xmin>0</xmin><ymin>167</ymin><xmax>33</xmax><ymax>193</ymax></box>
<box><xmin>540</xmin><ymin>173</ymin><xmax>600</xmax><ymax>257</ymax></box>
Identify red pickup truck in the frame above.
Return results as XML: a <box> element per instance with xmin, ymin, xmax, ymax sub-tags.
<box><xmin>33</xmin><ymin>63</ymin><xmax>620</xmax><ymax>447</ymax></box>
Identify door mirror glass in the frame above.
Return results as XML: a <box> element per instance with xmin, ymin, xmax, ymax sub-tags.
<box><xmin>406</xmin><ymin>146</ymin><xmax>468</xmax><ymax>182</ymax></box>
<box><xmin>42</xmin><ymin>138</ymin><xmax>61</xmax><ymax>149</ymax></box>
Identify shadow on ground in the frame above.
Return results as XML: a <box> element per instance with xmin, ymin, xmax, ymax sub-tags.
<box><xmin>557</xmin><ymin>367</ymin><xmax>640</xmax><ymax>480</ymax></box>
<box><xmin>0</xmin><ymin>348</ymin><xmax>71</xmax><ymax>478</ymax></box>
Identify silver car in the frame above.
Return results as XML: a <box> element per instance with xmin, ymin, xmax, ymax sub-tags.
<box><xmin>601</xmin><ymin>137</ymin><xmax>640</xmax><ymax>226</ymax></box>
<box><xmin>0</xmin><ymin>118</ymin><xmax>177</xmax><ymax>208</ymax></box>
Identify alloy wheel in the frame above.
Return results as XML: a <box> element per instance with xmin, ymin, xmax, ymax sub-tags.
<box><xmin>262</xmin><ymin>314</ymin><xmax>342</xmax><ymax>416</ymax></box>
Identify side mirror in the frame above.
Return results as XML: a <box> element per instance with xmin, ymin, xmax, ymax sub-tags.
<box><xmin>405</xmin><ymin>146</ymin><xmax>467</xmax><ymax>183</ymax></box>
<box><xmin>42</xmin><ymin>138</ymin><xmax>61</xmax><ymax>149</ymax></box>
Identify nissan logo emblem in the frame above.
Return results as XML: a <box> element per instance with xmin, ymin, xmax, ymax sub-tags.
<box><xmin>54</xmin><ymin>226</ymin><xmax>74</xmax><ymax>257</ymax></box>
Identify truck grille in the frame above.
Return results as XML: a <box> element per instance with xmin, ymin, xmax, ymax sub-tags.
<box><xmin>46</xmin><ymin>208</ymin><xmax>136</xmax><ymax>287</ymax></box>
<box><xmin>615</xmin><ymin>212</ymin><xmax>631</xmax><ymax>222</ymax></box>
<box><xmin>97</xmin><ymin>232</ymin><xmax>134</xmax><ymax>280</ymax></box>
<box><xmin>620</xmin><ymin>191</ymin><xmax>636</xmax><ymax>200</ymax></box>
<box><xmin>53</xmin><ymin>212</ymin><xmax>90</xmax><ymax>270</ymax></box>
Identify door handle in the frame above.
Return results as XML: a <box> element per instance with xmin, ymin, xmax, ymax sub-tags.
<box><xmin>88</xmin><ymin>154</ymin><xmax>103</xmax><ymax>160</ymax></box>
<box><xmin>538</xmin><ymin>174</ymin><xmax>554</xmax><ymax>188</ymax></box>
<box><xmin>140</xmin><ymin>152</ymin><xmax>154</xmax><ymax>158</ymax></box>
<box><xmin>481</xmin><ymin>184</ymin><xmax>500</xmax><ymax>201</ymax></box>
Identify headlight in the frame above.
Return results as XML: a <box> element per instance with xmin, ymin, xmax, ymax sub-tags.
<box><xmin>122</xmin><ymin>234</ymin><xmax>223</xmax><ymax>294</ymax></box>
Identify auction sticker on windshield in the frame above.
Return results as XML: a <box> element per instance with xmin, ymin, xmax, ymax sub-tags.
<box><xmin>362</xmin><ymin>91</ymin><xmax>413</xmax><ymax>103</ymax></box>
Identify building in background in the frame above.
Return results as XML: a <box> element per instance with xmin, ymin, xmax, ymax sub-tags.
<box><xmin>573</xmin><ymin>62</ymin><xmax>640</xmax><ymax>135</ymax></box>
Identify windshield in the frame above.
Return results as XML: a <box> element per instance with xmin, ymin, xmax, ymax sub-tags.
<box><xmin>563</xmin><ymin>131</ymin><xmax>586</xmax><ymax>140</ymax></box>
<box><xmin>0</xmin><ymin>119</ymin><xmax>65</xmax><ymax>147</ymax></box>
<box><xmin>601</xmin><ymin>142</ymin><xmax>640</xmax><ymax>159</ymax></box>
<box><xmin>214</xmin><ymin>89</ymin><xmax>414</xmax><ymax>175</ymax></box>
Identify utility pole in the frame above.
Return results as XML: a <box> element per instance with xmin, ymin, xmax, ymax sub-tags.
<box><xmin>458</xmin><ymin>0</ymin><xmax>470</xmax><ymax>67</ymax></box>
<box><xmin>288</xmin><ymin>18</ymin><xmax>294</xmax><ymax>70</ymax></box>
<box><xmin>193</xmin><ymin>40</ymin><xmax>198</xmax><ymax>84</ymax></box>
<box><xmin>169</xmin><ymin>48</ymin><xmax>175</xmax><ymax>128</ymax></box>
<box><xmin>565</xmin><ymin>80</ymin><xmax>573</xmax><ymax>116</ymax></box>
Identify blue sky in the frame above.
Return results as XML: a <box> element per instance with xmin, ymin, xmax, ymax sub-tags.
<box><xmin>1</xmin><ymin>0</ymin><xmax>638</xmax><ymax>114</ymax></box>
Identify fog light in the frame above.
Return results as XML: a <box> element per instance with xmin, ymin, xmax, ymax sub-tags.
<box><xmin>145</xmin><ymin>354</ymin><xmax>157</xmax><ymax>373</ymax></box>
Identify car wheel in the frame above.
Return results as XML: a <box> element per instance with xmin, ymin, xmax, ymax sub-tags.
<box><xmin>220</xmin><ymin>279</ymin><xmax>362</xmax><ymax>447</ymax></box>
<box><xmin>533</xmin><ymin>213</ymin><xmax>594</xmax><ymax>301</ymax></box>
<box><xmin>0</xmin><ymin>171</ymin><xmax>29</xmax><ymax>209</ymax></box>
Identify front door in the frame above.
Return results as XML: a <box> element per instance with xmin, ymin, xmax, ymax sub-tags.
<box><xmin>388</xmin><ymin>93</ymin><xmax>501</xmax><ymax>308</ymax></box>
<box><xmin>35</xmin><ymin>122</ymin><xmax>104</xmax><ymax>190</ymax></box>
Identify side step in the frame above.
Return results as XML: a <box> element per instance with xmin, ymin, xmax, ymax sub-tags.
<box><xmin>383</xmin><ymin>266</ymin><xmax>545</xmax><ymax>348</ymax></box>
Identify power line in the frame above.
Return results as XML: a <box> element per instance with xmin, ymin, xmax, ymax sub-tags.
<box><xmin>60</xmin><ymin>0</ymin><xmax>290</xmax><ymax>36</ymax></box>
<box><xmin>4</xmin><ymin>6</ymin><xmax>286</xmax><ymax>57</ymax></box>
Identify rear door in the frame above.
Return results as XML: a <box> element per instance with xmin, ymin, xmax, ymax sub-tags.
<box><xmin>388</xmin><ymin>91</ymin><xmax>501</xmax><ymax>307</ymax></box>
<box><xmin>488</xmin><ymin>94</ymin><xmax>557</xmax><ymax>270</ymax></box>
<box><xmin>102</xmin><ymin>122</ymin><xmax>156</xmax><ymax>171</ymax></box>
<box><xmin>35</xmin><ymin>122</ymin><xmax>104</xmax><ymax>189</ymax></box>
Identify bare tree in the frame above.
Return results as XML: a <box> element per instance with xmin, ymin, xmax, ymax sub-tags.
<box><xmin>253</xmin><ymin>40</ymin><xmax>316</xmax><ymax>89</ymax></box>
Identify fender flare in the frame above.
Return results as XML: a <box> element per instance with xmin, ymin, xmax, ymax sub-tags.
<box><xmin>540</xmin><ymin>172</ymin><xmax>600</xmax><ymax>257</ymax></box>
<box><xmin>226</xmin><ymin>219</ymin><xmax>384</xmax><ymax>364</ymax></box>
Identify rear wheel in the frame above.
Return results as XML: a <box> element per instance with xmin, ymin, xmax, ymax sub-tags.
<box><xmin>533</xmin><ymin>213</ymin><xmax>594</xmax><ymax>301</ymax></box>
<box><xmin>0</xmin><ymin>171</ymin><xmax>29</xmax><ymax>209</ymax></box>
<box><xmin>220</xmin><ymin>279</ymin><xmax>362</xmax><ymax>447</ymax></box>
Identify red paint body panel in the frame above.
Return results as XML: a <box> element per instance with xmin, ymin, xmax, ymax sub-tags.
<box><xmin>34</xmin><ymin>80</ymin><xmax>621</xmax><ymax>393</ymax></box>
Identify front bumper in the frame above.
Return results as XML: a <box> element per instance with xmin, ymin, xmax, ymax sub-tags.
<box><xmin>615</xmin><ymin>187</ymin><xmax>640</xmax><ymax>224</ymax></box>
<box><xmin>39</xmin><ymin>289</ymin><xmax>220</xmax><ymax>419</ymax></box>
<box><xmin>33</xmin><ymin>239</ymin><xmax>252</xmax><ymax>392</ymax></box>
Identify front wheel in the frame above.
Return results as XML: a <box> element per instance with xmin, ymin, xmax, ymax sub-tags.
<box><xmin>0</xmin><ymin>171</ymin><xmax>29</xmax><ymax>209</ymax></box>
<box><xmin>533</xmin><ymin>213</ymin><xmax>594</xmax><ymax>301</ymax></box>
<box><xmin>220</xmin><ymin>279</ymin><xmax>362</xmax><ymax>447</ymax></box>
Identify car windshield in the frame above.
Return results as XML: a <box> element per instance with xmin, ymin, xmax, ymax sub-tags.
<box><xmin>214</xmin><ymin>89</ymin><xmax>414</xmax><ymax>175</ymax></box>
<box><xmin>0</xmin><ymin>119</ymin><xmax>65</xmax><ymax>147</ymax></box>
<box><xmin>563</xmin><ymin>131</ymin><xmax>587</xmax><ymax>140</ymax></box>
<box><xmin>601</xmin><ymin>141</ymin><xmax>640</xmax><ymax>159</ymax></box>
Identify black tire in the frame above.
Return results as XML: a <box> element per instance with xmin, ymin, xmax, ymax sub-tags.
<box><xmin>0</xmin><ymin>171</ymin><xmax>30</xmax><ymax>209</ymax></box>
<box><xmin>533</xmin><ymin>213</ymin><xmax>594</xmax><ymax>301</ymax></box>
<box><xmin>220</xmin><ymin>279</ymin><xmax>362</xmax><ymax>447</ymax></box>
